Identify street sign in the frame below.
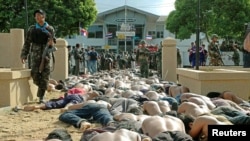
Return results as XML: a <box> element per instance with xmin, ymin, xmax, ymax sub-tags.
<box><xmin>116</xmin><ymin>31</ymin><xmax>135</xmax><ymax>37</ymax></box>
<box><xmin>104</xmin><ymin>45</ymin><xmax>110</xmax><ymax>49</ymax></box>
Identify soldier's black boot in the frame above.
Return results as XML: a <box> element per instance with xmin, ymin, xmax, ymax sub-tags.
<box><xmin>37</xmin><ymin>88</ymin><xmax>46</xmax><ymax>104</ymax></box>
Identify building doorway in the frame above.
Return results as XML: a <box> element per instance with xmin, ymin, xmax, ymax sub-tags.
<box><xmin>118</xmin><ymin>39</ymin><xmax>134</xmax><ymax>53</ymax></box>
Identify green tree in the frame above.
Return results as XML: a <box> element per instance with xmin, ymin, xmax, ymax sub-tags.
<box><xmin>166</xmin><ymin>0</ymin><xmax>250</xmax><ymax>41</ymax></box>
<box><xmin>0</xmin><ymin>0</ymin><xmax>97</xmax><ymax>37</ymax></box>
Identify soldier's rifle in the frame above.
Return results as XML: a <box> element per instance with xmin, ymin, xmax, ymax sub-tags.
<box><xmin>39</xmin><ymin>31</ymin><xmax>57</xmax><ymax>73</ymax></box>
<box><xmin>215</xmin><ymin>43</ymin><xmax>224</xmax><ymax>65</ymax></box>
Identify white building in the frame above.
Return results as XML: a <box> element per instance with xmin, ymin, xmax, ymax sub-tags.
<box><xmin>65</xmin><ymin>5</ymin><xmax>243</xmax><ymax>66</ymax></box>
<box><xmin>65</xmin><ymin>5</ymin><xmax>175</xmax><ymax>52</ymax></box>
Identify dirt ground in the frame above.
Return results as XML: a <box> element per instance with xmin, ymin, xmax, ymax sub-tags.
<box><xmin>0</xmin><ymin>91</ymin><xmax>94</xmax><ymax>141</ymax></box>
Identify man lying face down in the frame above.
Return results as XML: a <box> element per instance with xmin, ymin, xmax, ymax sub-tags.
<box><xmin>58</xmin><ymin>96</ymin><xmax>141</xmax><ymax>132</ymax></box>
<box><xmin>83</xmin><ymin>128</ymin><xmax>152</xmax><ymax>141</ymax></box>
<box><xmin>21</xmin><ymin>83</ymin><xmax>99</xmax><ymax>112</ymax></box>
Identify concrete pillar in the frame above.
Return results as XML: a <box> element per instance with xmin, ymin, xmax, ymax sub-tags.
<box><xmin>0</xmin><ymin>33</ymin><xmax>10</xmax><ymax>68</ymax></box>
<box><xmin>10</xmin><ymin>29</ymin><xmax>25</xmax><ymax>68</ymax></box>
<box><xmin>0</xmin><ymin>68</ymin><xmax>37</xmax><ymax>107</ymax></box>
<box><xmin>162</xmin><ymin>37</ymin><xmax>177</xmax><ymax>82</ymax></box>
<box><xmin>51</xmin><ymin>38</ymin><xmax>68</xmax><ymax>81</ymax></box>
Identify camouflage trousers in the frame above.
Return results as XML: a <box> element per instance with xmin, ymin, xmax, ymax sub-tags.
<box><xmin>209</xmin><ymin>57</ymin><xmax>224</xmax><ymax>66</ymax></box>
<box><xmin>140</xmin><ymin>59</ymin><xmax>149</xmax><ymax>78</ymax></box>
<box><xmin>233</xmin><ymin>59</ymin><xmax>240</xmax><ymax>66</ymax></box>
<box><xmin>157</xmin><ymin>61</ymin><xmax>162</xmax><ymax>77</ymax></box>
<box><xmin>30</xmin><ymin>54</ymin><xmax>50</xmax><ymax>90</ymax></box>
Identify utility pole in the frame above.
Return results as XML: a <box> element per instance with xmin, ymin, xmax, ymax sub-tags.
<box><xmin>24</xmin><ymin>0</ymin><xmax>29</xmax><ymax>36</ymax></box>
<box><xmin>195</xmin><ymin>0</ymin><xmax>200</xmax><ymax>70</ymax></box>
<box><xmin>124</xmin><ymin>0</ymin><xmax>127</xmax><ymax>52</ymax></box>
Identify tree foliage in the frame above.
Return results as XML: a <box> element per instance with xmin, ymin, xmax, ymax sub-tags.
<box><xmin>0</xmin><ymin>0</ymin><xmax>97</xmax><ymax>37</ymax></box>
<box><xmin>166</xmin><ymin>0</ymin><xmax>250</xmax><ymax>41</ymax></box>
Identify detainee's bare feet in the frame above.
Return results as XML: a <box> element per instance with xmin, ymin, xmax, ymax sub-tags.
<box><xmin>60</xmin><ymin>107</ymin><xmax>68</xmax><ymax>113</ymax></box>
<box><xmin>79</xmin><ymin>121</ymin><xmax>91</xmax><ymax>132</ymax></box>
<box><xmin>23</xmin><ymin>105</ymin><xmax>36</xmax><ymax>111</ymax></box>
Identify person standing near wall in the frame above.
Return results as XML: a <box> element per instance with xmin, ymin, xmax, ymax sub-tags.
<box><xmin>201</xmin><ymin>44</ymin><xmax>208</xmax><ymax>66</ymax></box>
<box><xmin>208</xmin><ymin>34</ymin><xmax>224</xmax><ymax>66</ymax></box>
<box><xmin>130</xmin><ymin>51</ymin><xmax>136</xmax><ymax>71</ymax></box>
<box><xmin>86</xmin><ymin>46</ymin><xmax>91</xmax><ymax>73</ymax></box>
<box><xmin>67</xmin><ymin>45</ymin><xmax>73</xmax><ymax>75</ymax></box>
<box><xmin>232</xmin><ymin>44</ymin><xmax>240</xmax><ymax>66</ymax></box>
<box><xmin>136</xmin><ymin>40</ymin><xmax>150</xmax><ymax>78</ymax></box>
<box><xmin>20</xmin><ymin>9</ymin><xmax>56</xmax><ymax>103</ymax></box>
<box><xmin>88</xmin><ymin>47</ymin><xmax>98</xmax><ymax>74</ymax></box>
<box><xmin>74</xmin><ymin>43</ymin><xmax>82</xmax><ymax>76</ymax></box>
<box><xmin>177</xmin><ymin>48</ymin><xmax>182</xmax><ymax>68</ymax></box>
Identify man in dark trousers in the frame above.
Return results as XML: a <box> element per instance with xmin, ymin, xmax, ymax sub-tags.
<box><xmin>20</xmin><ymin>9</ymin><xmax>56</xmax><ymax>103</ymax></box>
<box><xmin>74</xmin><ymin>43</ymin><xmax>83</xmax><ymax>76</ymax></box>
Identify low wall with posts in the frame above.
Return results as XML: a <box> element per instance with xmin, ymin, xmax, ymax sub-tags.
<box><xmin>177</xmin><ymin>67</ymin><xmax>250</xmax><ymax>100</ymax></box>
<box><xmin>0</xmin><ymin>68</ymin><xmax>37</xmax><ymax>107</ymax></box>
<box><xmin>0</xmin><ymin>29</ymin><xmax>37</xmax><ymax>107</ymax></box>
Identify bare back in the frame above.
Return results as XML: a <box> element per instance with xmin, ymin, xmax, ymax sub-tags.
<box><xmin>143</xmin><ymin>101</ymin><xmax>162</xmax><ymax>115</ymax></box>
<box><xmin>178</xmin><ymin>102</ymin><xmax>210</xmax><ymax>118</ymax></box>
<box><xmin>189</xmin><ymin>115</ymin><xmax>232</xmax><ymax>141</ymax></box>
<box><xmin>114</xmin><ymin>113</ymin><xmax>150</xmax><ymax>122</ymax></box>
<box><xmin>89</xmin><ymin>129</ymin><xmax>143</xmax><ymax>141</ymax></box>
<box><xmin>142</xmin><ymin>115</ymin><xmax>185</xmax><ymax>138</ymax></box>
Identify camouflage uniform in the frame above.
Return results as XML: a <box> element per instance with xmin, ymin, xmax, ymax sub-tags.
<box><xmin>156</xmin><ymin>48</ymin><xmax>162</xmax><ymax>77</ymax></box>
<box><xmin>232</xmin><ymin>48</ymin><xmax>240</xmax><ymax>66</ymax></box>
<box><xmin>74</xmin><ymin>44</ymin><xmax>82</xmax><ymax>76</ymax></box>
<box><xmin>208</xmin><ymin>35</ymin><xmax>223</xmax><ymax>66</ymax></box>
<box><xmin>177</xmin><ymin>48</ymin><xmax>182</xmax><ymax>68</ymax></box>
<box><xmin>20</xmin><ymin>11</ymin><xmax>55</xmax><ymax>102</ymax></box>
<box><xmin>137</xmin><ymin>41</ymin><xmax>150</xmax><ymax>78</ymax></box>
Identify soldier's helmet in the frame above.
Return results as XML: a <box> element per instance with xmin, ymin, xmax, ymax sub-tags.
<box><xmin>139</xmin><ymin>40</ymin><xmax>146</xmax><ymax>45</ymax></box>
<box><xmin>211</xmin><ymin>34</ymin><xmax>219</xmax><ymax>39</ymax></box>
<box><xmin>34</xmin><ymin>9</ymin><xmax>46</xmax><ymax>17</ymax></box>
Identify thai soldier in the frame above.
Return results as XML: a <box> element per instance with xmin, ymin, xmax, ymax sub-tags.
<box><xmin>74</xmin><ymin>43</ymin><xmax>83</xmax><ymax>76</ymax></box>
<box><xmin>20</xmin><ymin>9</ymin><xmax>56</xmax><ymax>103</ymax></box>
<box><xmin>177</xmin><ymin>48</ymin><xmax>182</xmax><ymax>68</ymax></box>
<box><xmin>136</xmin><ymin>40</ymin><xmax>150</xmax><ymax>78</ymax></box>
<box><xmin>232</xmin><ymin>44</ymin><xmax>240</xmax><ymax>66</ymax></box>
<box><xmin>156</xmin><ymin>44</ymin><xmax>162</xmax><ymax>78</ymax></box>
<box><xmin>67</xmin><ymin>45</ymin><xmax>74</xmax><ymax>75</ymax></box>
<box><xmin>208</xmin><ymin>34</ymin><xmax>224</xmax><ymax>66</ymax></box>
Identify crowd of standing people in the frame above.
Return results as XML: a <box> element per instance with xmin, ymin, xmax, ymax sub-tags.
<box><xmin>188</xmin><ymin>34</ymin><xmax>242</xmax><ymax>67</ymax></box>
<box><xmin>67</xmin><ymin>40</ymin><xmax>162</xmax><ymax>78</ymax></box>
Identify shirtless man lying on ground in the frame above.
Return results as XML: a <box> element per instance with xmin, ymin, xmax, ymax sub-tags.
<box><xmin>207</xmin><ymin>91</ymin><xmax>250</xmax><ymax>110</ymax></box>
<box><xmin>180</xmin><ymin>113</ymin><xmax>232</xmax><ymax>141</ymax></box>
<box><xmin>168</xmin><ymin>85</ymin><xmax>190</xmax><ymax>104</ymax></box>
<box><xmin>178</xmin><ymin>99</ymin><xmax>210</xmax><ymax>118</ymax></box>
<box><xmin>180</xmin><ymin>93</ymin><xmax>216</xmax><ymax>110</ymax></box>
<box><xmin>143</xmin><ymin>100</ymin><xmax>171</xmax><ymax>116</ymax></box>
<box><xmin>141</xmin><ymin>115</ymin><xmax>186</xmax><ymax>138</ymax></box>
<box><xmin>114</xmin><ymin>113</ymin><xmax>150</xmax><ymax>122</ymax></box>
<box><xmin>88</xmin><ymin>128</ymin><xmax>152</xmax><ymax>141</ymax></box>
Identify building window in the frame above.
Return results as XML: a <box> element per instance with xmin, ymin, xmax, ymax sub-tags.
<box><xmin>107</xmin><ymin>24</ymin><xmax>118</xmax><ymax>39</ymax></box>
<box><xmin>148</xmin><ymin>31</ymin><xmax>156</xmax><ymax>37</ymax></box>
<box><xmin>156</xmin><ymin>31</ymin><xmax>164</xmax><ymax>38</ymax></box>
<box><xmin>156</xmin><ymin>25</ymin><xmax>164</xmax><ymax>38</ymax></box>
<box><xmin>134</xmin><ymin>24</ymin><xmax>144</xmax><ymax>45</ymax></box>
<box><xmin>88</xmin><ymin>25</ymin><xmax>103</xmax><ymax>38</ymax></box>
